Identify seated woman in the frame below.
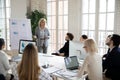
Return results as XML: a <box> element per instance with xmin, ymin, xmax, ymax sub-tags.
<box><xmin>77</xmin><ymin>39</ymin><xmax>102</xmax><ymax>80</ymax></box>
<box><xmin>16</xmin><ymin>44</ymin><xmax>52</xmax><ymax>80</ymax></box>
<box><xmin>52</xmin><ymin>33</ymin><xmax>74</xmax><ymax>57</ymax></box>
<box><xmin>0</xmin><ymin>38</ymin><xmax>13</xmax><ymax>80</ymax></box>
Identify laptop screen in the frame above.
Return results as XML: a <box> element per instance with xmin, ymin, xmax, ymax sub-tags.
<box><xmin>19</xmin><ymin>39</ymin><xmax>36</xmax><ymax>54</ymax></box>
<box><xmin>64</xmin><ymin>56</ymin><xmax>79</xmax><ymax>70</ymax></box>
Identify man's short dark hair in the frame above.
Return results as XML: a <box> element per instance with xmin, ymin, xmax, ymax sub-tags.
<box><xmin>67</xmin><ymin>33</ymin><xmax>74</xmax><ymax>40</ymax></box>
<box><xmin>0</xmin><ymin>38</ymin><xmax>5</xmax><ymax>50</ymax></box>
<box><xmin>110</xmin><ymin>34</ymin><xmax>120</xmax><ymax>47</ymax></box>
<box><xmin>107</xmin><ymin>35</ymin><xmax>111</xmax><ymax>38</ymax></box>
<box><xmin>81</xmin><ymin>34</ymin><xmax>88</xmax><ymax>39</ymax></box>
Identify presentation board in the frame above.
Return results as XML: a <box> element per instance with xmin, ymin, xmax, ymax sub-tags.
<box><xmin>9</xmin><ymin>19</ymin><xmax>32</xmax><ymax>49</ymax></box>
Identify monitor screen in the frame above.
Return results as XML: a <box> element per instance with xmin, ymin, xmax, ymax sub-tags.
<box><xmin>64</xmin><ymin>56</ymin><xmax>79</xmax><ymax>69</ymax></box>
<box><xmin>19</xmin><ymin>39</ymin><xmax>36</xmax><ymax>54</ymax></box>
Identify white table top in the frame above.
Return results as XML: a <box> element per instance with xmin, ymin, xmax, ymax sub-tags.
<box><xmin>11</xmin><ymin>53</ymin><xmax>85</xmax><ymax>80</ymax></box>
<box><xmin>38</xmin><ymin>53</ymin><xmax>65</xmax><ymax>69</ymax></box>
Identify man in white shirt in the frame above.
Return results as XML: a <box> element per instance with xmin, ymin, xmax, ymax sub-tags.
<box><xmin>79</xmin><ymin>34</ymin><xmax>88</xmax><ymax>60</ymax></box>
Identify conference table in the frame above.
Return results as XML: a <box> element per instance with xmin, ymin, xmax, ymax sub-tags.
<box><xmin>11</xmin><ymin>53</ymin><xmax>85</xmax><ymax>80</ymax></box>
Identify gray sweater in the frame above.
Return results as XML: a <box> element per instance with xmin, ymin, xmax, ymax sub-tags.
<box><xmin>35</xmin><ymin>27</ymin><xmax>50</xmax><ymax>47</ymax></box>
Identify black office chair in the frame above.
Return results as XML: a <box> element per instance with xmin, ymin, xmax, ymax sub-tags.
<box><xmin>0</xmin><ymin>74</ymin><xmax>5</xmax><ymax>80</ymax></box>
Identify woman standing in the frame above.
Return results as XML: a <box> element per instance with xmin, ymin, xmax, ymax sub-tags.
<box><xmin>77</xmin><ymin>39</ymin><xmax>102</xmax><ymax>80</ymax></box>
<box><xmin>35</xmin><ymin>18</ymin><xmax>50</xmax><ymax>53</ymax></box>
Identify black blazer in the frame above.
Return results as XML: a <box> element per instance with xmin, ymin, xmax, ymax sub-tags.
<box><xmin>103</xmin><ymin>46</ymin><xmax>120</xmax><ymax>80</ymax></box>
<box><xmin>59</xmin><ymin>41</ymin><xmax>69</xmax><ymax>57</ymax></box>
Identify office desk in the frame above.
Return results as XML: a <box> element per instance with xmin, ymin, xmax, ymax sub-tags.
<box><xmin>11</xmin><ymin>53</ymin><xmax>85</xmax><ymax>80</ymax></box>
<box><xmin>12</xmin><ymin>53</ymin><xmax>66</xmax><ymax>69</ymax></box>
<box><xmin>37</xmin><ymin>54</ymin><xmax>80</xmax><ymax>80</ymax></box>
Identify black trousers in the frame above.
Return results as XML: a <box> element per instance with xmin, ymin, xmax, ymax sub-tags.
<box><xmin>86</xmin><ymin>76</ymin><xmax>89</xmax><ymax>80</ymax></box>
<box><xmin>0</xmin><ymin>74</ymin><xmax>5</xmax><ymax>80</ymax></box>
<box><xmin>10</xmin><ymin>74</ymin><xmax>14</xmax><ymax>80</ymax></box>
<box><xmin>0</xmin><ymin>74</ymin><xmax>14</xmax><ymax>80</ymax></box>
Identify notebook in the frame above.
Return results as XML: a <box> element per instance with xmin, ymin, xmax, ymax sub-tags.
<box><xmin>64</xmin><ymin>56</ymin><xmax>79</xmax><ymax>70</ymax></box>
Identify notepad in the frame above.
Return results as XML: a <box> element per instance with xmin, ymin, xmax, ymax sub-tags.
<box><xmin>56</xmin><ymin>70</ymin><xmax>77</xmax><ymax>77</ymax></box>
<box><xmin>43</xmin><ymin>66</ymin><xmax>62</xmax><ymax>74</ymax></box>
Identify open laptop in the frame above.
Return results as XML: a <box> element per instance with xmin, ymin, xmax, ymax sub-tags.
<box><xmin>12</xmin><ymin>39</ymin><xmax>36</xmax><ymax>61</ymax></box>
<box><xmin>64</xmin><ymin>56</ymin><xmax>79</xmax><ymax>70</ymax></box>
<box><xmin>19</xmin><ymin>39</ymin><xmax>36</xmax><ymax>54</ymax></box>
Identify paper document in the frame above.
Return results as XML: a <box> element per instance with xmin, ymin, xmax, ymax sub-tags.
<box><xmin>57</xmin><ymin>70</ymin><xmax>77</xmax><ymax>77</ymax></box>
<box><xmin>12</xmin><ymin>56</ymin><xmax>22</xmax><ymax>62</ymax></box>
<box><xmin>43</xmin><ymin>66</ymin><xmax>62</xmax><ymax>74</ymax></box>
<box><xmin>38</xmin><ymin>53</ymin><xmax>55</xmax><ymax>57</ymax></box>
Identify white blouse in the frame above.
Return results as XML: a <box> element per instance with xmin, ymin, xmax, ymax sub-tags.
<box><xmin>0</xmin><ymin>50</ymin><xmax>10</xmax><ymax>76</ymax></box>
<box><xmin>77</xmin><ymin>53</ymin><xmax>103</xmax><ymax>80</ymax></box>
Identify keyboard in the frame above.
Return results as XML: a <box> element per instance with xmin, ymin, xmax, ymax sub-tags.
<box><xmin>67</xmin><ymin>69</ymin><xmax>78</xmax><ymax>73</ymax></box>
<box><xmin>12</xmin><ymin>55</ymin><xmax>22</xmax><ymax>62</ymax></box>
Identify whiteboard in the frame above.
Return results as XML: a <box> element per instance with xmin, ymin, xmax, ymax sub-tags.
<box><xmin>69</xmin><ymin>41</ymin><xmax>87</xmax><ymax>60</ymax></box>
<box><xmin>9</xmin><ymin>19</ymin><xmax>32</xmax><ymax>50</ymax></box>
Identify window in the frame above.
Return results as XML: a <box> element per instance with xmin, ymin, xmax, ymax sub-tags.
<box><xmin>0</xmin><ymin>0</ymin><xmax>11</xmax><ymax>50</ymax></box>
<box><xmin>81</xmin><ymin>0</ymin><xmax>115</xmax><ymax>55</ymax></box>
<box><xmin>47</xmin><ymin>0</ymin><xmax>68</xmax><ymax>53</ymax></box>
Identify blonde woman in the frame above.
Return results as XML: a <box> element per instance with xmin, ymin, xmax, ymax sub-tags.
<box><xmin>35</xmin><ymin>18</ymin><xmax>50</xmax><ymax>53</ymax></box>
<box><xmin>17</xmin><ymin>44</ymin><xmax>52</xmax><ymax>80</ymax></box>
<box><xmin>77</xmin><ymin>39</ymin><xmax>102</xmax><ymax>80</ymax></box>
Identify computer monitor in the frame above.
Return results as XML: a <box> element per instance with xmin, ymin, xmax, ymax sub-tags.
<box><xmin>69</xmin><ymin>41</ymin><xmax>87</xmax><ymax>60</ymax></box>
<box><xmin>19</xmin><ymin>39</ymin><xmax>36</xmax><ymax>54</ymax></box>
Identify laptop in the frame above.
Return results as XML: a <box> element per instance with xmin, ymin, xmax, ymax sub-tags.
<box><xmin>64</xmin><ymin>56</ymin><xmax>79</xmax><ymax>70</ymax></box>
<box><xmin>19</xmin><ymin>39</ymin><xmax>36</xmax><ymax>54</ymax></box>
<box><xmin>12</xmin><ymin>39</ymin><xmax>36</xmax><ymax>61</ymax></box>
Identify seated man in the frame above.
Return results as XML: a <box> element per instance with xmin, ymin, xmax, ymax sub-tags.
<box><xmin>79</xmin><ymin>34</ymin><xmax>88</xmax><ymax>59</ymax></box>
<box><xmin>52</xmin><ymin>33</ymin><xmax>74</xmax><ymax>57</ymax></box>
<box><xmin>102</xmin><ymin>35</ymin><xmax>111</xmax><ymax>62</ymax></box>
<box><xmin>79</xmin><ymin>34</ymin><xmax>88</xmax><ymax>43</ymax></box>
<box><xmin>102</xmin><ymin>34</ymin><xmax>120</xmax><ymax>80</ymax></box>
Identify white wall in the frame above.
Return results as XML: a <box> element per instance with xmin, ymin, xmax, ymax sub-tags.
<box><xmin>31</xmin><ymin>0</ymin><xmax>47</xmax><ymax>14</ymax></box>
<box><xmin>114</xmin><ymin>0</ymin><xmax>120</xmax><ymax>34</ymax></box>
<box><xmin>11</xmin><ymin>0</ymin><xmax>27</xmax><ymax>18</ymax></box>
<box><xmin>68</xmin><ymin>0</ymin><xmax>81</xmax><ymax>41</ymax></box>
